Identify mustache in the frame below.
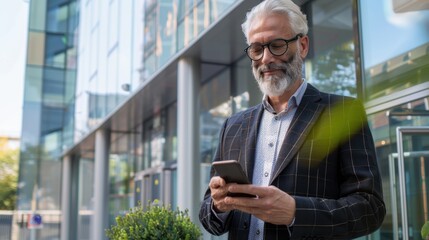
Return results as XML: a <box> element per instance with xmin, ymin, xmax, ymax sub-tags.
<box><xmin>256</xmin><ymin>62</ymin><xmax>289</xmax><ymax>76</ymax></box>
<box><xmin>255</xmin><ymin>53</ymin><xmax>296</xmax><ymax>75</ymax></box>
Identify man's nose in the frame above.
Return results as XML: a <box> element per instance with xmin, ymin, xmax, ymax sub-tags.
<box><xmin>260</xmin><ymin>47</ymin><xmax>275</xmax><ymax>64</ymax></box>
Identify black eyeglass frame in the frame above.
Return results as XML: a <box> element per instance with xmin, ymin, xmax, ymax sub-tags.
<box><xmin>244</xmin><ymin>33</ymin><xmax>303</xmax><ymax>61</ymax></box>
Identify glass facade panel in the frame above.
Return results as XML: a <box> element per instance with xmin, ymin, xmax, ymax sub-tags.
<box><xmin>165</xmin><ymin>103</ymin><xmax>178</xmax><ymax>162</ymax></box>
<box><xmin>140</xmin><ymin>103</ymin><xmax>178</xmax><ymax>169</ymax></box>
<box><xmin>43</xmin><ymin>67</ymin><xmax>65</xmax><ymax>101</ymax></box>
<box><xmin>106</xmin><ymin>50</ymin><xmax>118</xmax><ymax>113</ymax></box>
<box><xmin>143</xmin><ymin>1</ymin><xmax>157</xmax><ymax>78</ymax></box>
<box><xmin>41</xmin><ymin>67</ymin><xmax>66</xmax><ymax>156</ymax></box>
<box><xmin>360</xmin><ymin>0</ymin><xmax>429</xmax><ymax>101</ymax></box>
<box><xmin>108</xmin><ymin>0</ymin><xmax>119</xmax><ymax>50</ymax></box>
<box><xmin>158</xmin><ymin>0</ymin><xmax>176</xmax><ymax>67</ymax></box>
<box><xmin>108</xmin><ymin>134</ymin><xmax>134</xmax><ymax>227</ymax></box>
<box><xmin>367</xmin><ymin>97</ymin><xmax>429</xmax><ymax>239</ymax></box>
<box><xmin>29</xmin><ymin>0</ymin><xmax>47</xmax><ymax>31</ymax></box>
<box><xmin>23</xmin><ymin>66</ymin><xmax>43</xmax><ymax>102</ymax></box>
<box><xmin>18</xmin><ymin>66</ymin><xmax>43</xmax><ymax>210</ymax></box>
<box><xmin>77</xmin><ymin>158</ymin><xmax>94</xmax><ymax>240</ymax></box>
<box><xmin>133</xmin><ymin>125</ymin><xmax>144</xmax><ymax>172</ymax></box>
<box><xmin>73</xmin><ymin>0</ymin><xmax>141</xmax><ymax>141</ymax></box>
<box><xmin>38</xmin><ymin>160</ymin><xmax>62</xmax><ymax>210</ymax></box>
<box><xmin>27</xmin><ymin>32</ymin><xmax>46</xmax><ymax>66</ymax></box>
<box><xmin>200</xmin><ymin>67</ymin><xmax>231</xmax><ymax>163</ymax></box>
<box><xmin>45</xmin><ymin>33</ymin><xmax>67</xmax><ymax>68</ymax></box>
<box><xmin>305</xmin><ymin>0</ymin><xmax>356</xmax><ymax>97</ymax></box>
<box><xmin>46</xmin><ymin>4</ymin><xmax>68</xmax><ymax>33</ymax></box>
<box><xmin>232</xmin><ymin>57</ymin><xmax>262</xmax><ymax>110</ymax></box>
<box><xmin>143</xmin><ymin>112</ymin><xmax>167</xmax><ymax>168</ymax></box>
<box><xmin>144</xmin><ymin>0</ymin><xmax>236</xmax><ymax>76</ymax></box>
<box><xmin>16</xmin><ymin>140</ymin><xmax>40</xmax><ymax>210</ymax></box>
<box><xmin>210</xmin><ymin>0</ymin><xmax>235</xmax><ymax>21</ymax></box>
<box><xmin>63</xmin><ymin>71</ymin><xmax>76</xmax><ymax>148</ymax></box>
<box><xmin>89</xmin><ymin>28</ymin><xmax>99</xmax><ymax>78</ymax></box>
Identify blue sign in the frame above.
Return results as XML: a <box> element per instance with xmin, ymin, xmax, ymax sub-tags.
<box><xmin>27</xmin><ymin>213</ymin><xmax>43</xmax><ymax>229</ymax></box>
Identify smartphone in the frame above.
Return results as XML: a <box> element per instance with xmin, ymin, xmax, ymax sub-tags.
<box><xmin>212</xmin><ymin>160</ymin><xmax>256</xmax><ymax>198</ymax></box>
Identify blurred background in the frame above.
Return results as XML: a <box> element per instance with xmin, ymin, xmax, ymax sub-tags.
<box><xmin>1</xmin><ymin>0</ymin><xmax>429</xmax><ymax>240</ymax></box>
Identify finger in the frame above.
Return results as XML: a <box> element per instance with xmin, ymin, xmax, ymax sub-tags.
<box><xmin>209</xmin><ymin>176</ymin><xmax>226</xmax><ymax>189</ymax></box>
<box><xmin>224</xmin><ymin>195</ymin><xmax>260</xmax><ymax>209</ymax></box>
<box><xmin>211</xmin><ymin>187</ymin><xmax>228</xmax><ymax>200</ymax></box>
<box><xmin>228</xmin><ymin>184</ymin><xmax>266</xmax><ymax>198</ymax></box>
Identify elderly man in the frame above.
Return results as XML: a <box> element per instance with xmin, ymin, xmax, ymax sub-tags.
<box><xmin>199</xmin><ymin>0</ymin><xmax>385</xmax><ymax>239</ymax></box>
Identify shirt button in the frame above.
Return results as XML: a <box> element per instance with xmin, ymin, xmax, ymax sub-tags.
<box><xmin>274</xmin><ymin>116</ymin><xmax>278</xmax><ymax>120</ymax></box>
<box><xmin>268</xmin><ymin>142</ymin><xmax>274</xmax><ymax>147</ymax></box>
<box><xmin>264</xmin><ymin>172</ymin><xmax>269</xmax><ymax>177</ymax></box>
<box><xmin>256</xmin><ymin>229</ymin><xmax>260</xmax><ymax>235</ymax></box>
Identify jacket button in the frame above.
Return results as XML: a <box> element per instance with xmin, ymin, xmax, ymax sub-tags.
<box><xmin>256</xmin><ymin>229</ymin><xmax>260</xmax><ymax>235</ymax></box>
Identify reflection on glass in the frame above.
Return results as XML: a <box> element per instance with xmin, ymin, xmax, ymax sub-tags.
<box><xmin>367</xmin><ymin>97</ymin><xmax>429</xmax><ymax>239</ymax></box>
<box><xmin>38</xmin><ymin>160</ymin><xmax>62</xmax><ymax>210</ymax></box>
<box><xmin>404</xmin><ymin>134</ymin><xmax>429</xmax><ymax>238</ymax></box>
<box><xmin>144</xmin><ymin>0</ymin><xmax>235</xmax><ymax>77</ymax></box>
<box><xmin>360</xmin><ymin>0</ymin><xmax>429</xmax><ymax>101</ymax></box>
<box><xmin>306</xmin><ymin>0</ymin><xmax>356</xmax><ymax>97</ymax></box>
<box><xmin>200</xmin><ymin>69</ymin><xmax>231</xmax><ymax>163</ymax></box>
<box><xmin>46</xmin><ymin>5</ymin><xmax>68</xmax><ymax>33</ymax></box>
<box><xmin>108</xmin><ymin>152</ymin><xmax>134</xmax><ymax>227</ymax></box>
<box><xmin>27</xmin><ymin>32</ymin><xmax>46</xmax><ymax>66</ymax></box>
<box><xmin>78</xmin><ymin>159</ymin><xmax>94</xmax><ymax>240</ymax></box>
<box><xmin>45</xmin><ymin>33</ymin><xmax>67</xmax><ymax>68</ymax></box>
<box><xmin>143</xmin><ymin>112</ymin><xmax>166</xmax><ymax>168</ymax></box>
<box><xmin>140</xmin><ymin>102</ymin><xmax>177</xmax><ymax>171</ymax></box>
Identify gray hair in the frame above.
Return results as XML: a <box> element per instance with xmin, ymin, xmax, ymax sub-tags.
<box><xmin>241</xmin><ymin>0</ymin><xmax>308</xmax><ymax>44</ymax></box>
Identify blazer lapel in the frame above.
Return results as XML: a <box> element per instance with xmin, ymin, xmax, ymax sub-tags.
<box><xmin>239</xmin><ymin>104</ymin><xmax>264</xmax><ymax>182</ymax></box>
<box><xmin>270</xmin><ymin>84</ymin><xmax>325</xmax><ymax>183</ymax></box>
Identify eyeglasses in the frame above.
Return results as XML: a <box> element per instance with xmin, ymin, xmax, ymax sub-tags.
<box><xmin>244</xmin><ymin>34</ymin><xmax>303</xmax><ymax>61</ymax></box>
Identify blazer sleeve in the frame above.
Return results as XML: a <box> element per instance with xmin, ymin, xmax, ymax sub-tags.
<box><xmin>290</xmin><ymin>98</ymin><xmax>386</xmax><ymax>239</ymax></box>
<box><xmin>199</xmin><ymin>119</ymin><xmax>234</xmax><ymax>236</ymax></box>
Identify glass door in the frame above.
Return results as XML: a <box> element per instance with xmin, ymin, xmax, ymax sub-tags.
<box><xmin>367</xmin><ymin>100</ymin><xmax>429</xmax><ymax>239</ymax></box>
<box><xmin>394</xmin><ymin>127</ymin><xmax>429</xmax><ymax>240</ymax></box>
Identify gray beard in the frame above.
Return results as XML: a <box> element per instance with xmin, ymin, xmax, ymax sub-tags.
<box><xmin>252</xmin><ymin>50</ymin><xmax>303</xmax><ymax>97</ymax></box>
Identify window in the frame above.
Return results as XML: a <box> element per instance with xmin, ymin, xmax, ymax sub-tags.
<box><xmin>305</xmin><ymin>0</ymin><xmax>356</xmax><ymax>97</ymax></box>
<box><xmin>360</xmin><ymin>0</ymin><xmax>429</xmax><ymax>102</ymax></box>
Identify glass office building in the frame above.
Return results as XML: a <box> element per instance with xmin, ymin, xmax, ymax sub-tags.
<box><xmin>17</xmin><ymin>0</ymin><xmax>429</xmax><ymax>239</ymax></box>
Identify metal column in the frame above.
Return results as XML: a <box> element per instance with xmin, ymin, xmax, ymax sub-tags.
<box><xmin>60</xmin><ymin>155</ymin><xmax>72</xmax><ymax>240</ymax></box>
<box><xmin>92</xmin><ymin>129</ymin><xmax>110</xmax><ymax>240</ymax></box>
<box><xmin>177</xmin><ymin>58</ymin><xmax>200</xmax><ymax>222</ymax></box>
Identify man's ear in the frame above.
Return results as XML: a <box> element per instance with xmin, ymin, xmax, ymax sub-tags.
<box><xmin>299</xmin><ymin>35</ymin><xmax>309</xmax><ymax>58</ymax></box>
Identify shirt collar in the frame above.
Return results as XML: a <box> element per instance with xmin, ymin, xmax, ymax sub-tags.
<box><xmin>262</xmin><ymin>79</ymin><xmax>307</xmax><ymax>114</ymax></box>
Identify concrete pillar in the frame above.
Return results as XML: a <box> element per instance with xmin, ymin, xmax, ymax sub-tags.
<box><xmin>60</xmin><ymin>155</ymin><xmax>72</xmax><ymax>240</ymax></box>
<box><xmin>92</xmin><ymin>129</ymin><xmax>110</xmax><ymax>240</ymax></box>
<box><xmin>177</xmin><ymin>58</ymin><xmax>200</xmax><ymax>222</ymax></box>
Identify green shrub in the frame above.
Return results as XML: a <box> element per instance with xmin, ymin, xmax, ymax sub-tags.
<box><xmin>422</xmin><ymin>221</ymin><xmax>429</xmax><ymax>239</ymax></box>
<box><xmin>105</xmin><ymin>201</ymin><xmax>202</xmax><ymax>240</ymax></box>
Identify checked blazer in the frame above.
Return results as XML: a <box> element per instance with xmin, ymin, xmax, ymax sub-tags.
<box><xmin>199</xmin><ymin>84</ymin><xmax>386</xmax><ymax>239</ymax></box>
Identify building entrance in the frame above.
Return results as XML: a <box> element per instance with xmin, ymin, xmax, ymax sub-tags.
<box><xmin>389</xmin><ymin>127</ymin><xmax>429</xmax><ymax>240</ymax></box>
<box><xmin>134</xmin><ymin>162</ymin><xmax>177</xmax><ymax>210</ymax></box>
